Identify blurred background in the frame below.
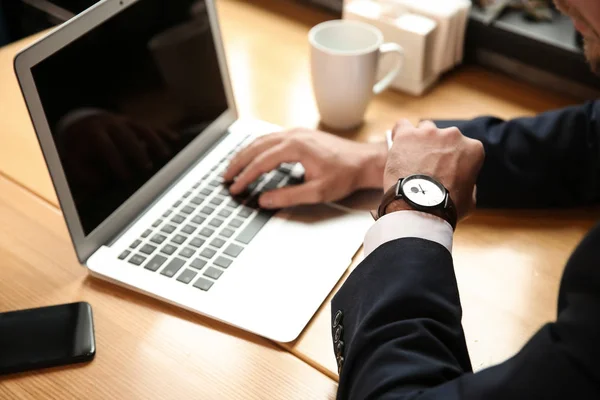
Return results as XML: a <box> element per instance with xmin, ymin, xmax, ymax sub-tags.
<box><xmin>0</xmin><ymin>0</ymin><xmax>598</xmax><ymax>98</ymax></box>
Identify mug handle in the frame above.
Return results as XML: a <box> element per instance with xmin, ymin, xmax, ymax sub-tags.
<box><xmin>373</xmin><ymin>43</ymin><xmax>404</xmax><ymax>95</ymax></box>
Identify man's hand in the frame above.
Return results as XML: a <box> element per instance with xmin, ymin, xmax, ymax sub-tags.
<box><xmin>384</xmin><ymin>120</ymin><xmax>485</xmax><ymax>220</ymax></box>
<box><xmin>224</xmin><ymin>128</ymin><xmax>387</xmax><ymax>209</ymax></box>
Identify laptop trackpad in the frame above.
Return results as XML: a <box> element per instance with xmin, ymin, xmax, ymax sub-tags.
<box><xmin>214</xmin><ymin>202</ymin><xmax>372</xmax><ymax>339</ymax></box>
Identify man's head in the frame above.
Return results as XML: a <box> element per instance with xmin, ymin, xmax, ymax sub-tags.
<box><xmin>555</xmin><ymin>0</ymin><xmax>600</xmax><ymax>73</ymax></box>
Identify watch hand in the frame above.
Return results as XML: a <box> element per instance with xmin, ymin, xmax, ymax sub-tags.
<box><xmin>419</xmin><ymin>184</ymin><xmax>426</xmax><ymax>194</ymax></box>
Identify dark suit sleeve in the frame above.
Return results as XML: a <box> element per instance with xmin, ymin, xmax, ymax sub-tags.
<box><xmin>332</xmin><ymin>230</ymin><xmax>600</xmax><ymax>399</ymax></box>
<box><xmin>434</xmin><ymin>101</ymin><xmax>600</xmax><ymax>208</ymax></box>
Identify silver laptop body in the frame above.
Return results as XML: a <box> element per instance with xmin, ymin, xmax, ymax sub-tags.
<box><xmin>14</xmin><ymin>0</ymin><xmax>371</xmax><ymax>342</ymax></box>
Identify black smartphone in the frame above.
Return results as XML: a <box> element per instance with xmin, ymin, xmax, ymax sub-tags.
<box><xmin>0</xmin><ymin>302</ymin><xmax>96</xmax><ymax>375</ymax></box>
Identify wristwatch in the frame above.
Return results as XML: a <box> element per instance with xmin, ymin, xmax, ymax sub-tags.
<box><xmin>372</xmin><ymin>174</ymin><xmax>457</xmax><ymax>230</ymax></box>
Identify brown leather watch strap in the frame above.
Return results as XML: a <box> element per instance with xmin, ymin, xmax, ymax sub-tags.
<box><xmin>375</xmin><ymin>181</ymin><xmax>401</xmax><ymax>220</ymax></box>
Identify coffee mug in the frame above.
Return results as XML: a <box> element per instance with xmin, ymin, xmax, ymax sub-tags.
<box><xmin>309</xmin><ymin>20</ymin><xmax>404</xmax><ymax>130</ymax></box>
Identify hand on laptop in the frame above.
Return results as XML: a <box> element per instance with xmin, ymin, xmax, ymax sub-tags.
<box><xmin>59</xmin><ymin>110</ymin><xmax>178</xmax><ymax>189</ymax></box>
<box><xmin>384</xmin><ymin>120</ymin><xmax>484</xmax><ymax>220</ymax></box>
<box><xmin>224</xmin><ymin>128</ymin><xmax>388</xmax><ymax>209</ymax></box>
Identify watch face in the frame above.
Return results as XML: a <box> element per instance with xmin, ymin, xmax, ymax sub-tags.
<box><xmin>401</xmin><ymin>176</ymin><xmax>446</xmax><ymax>207</ymax></box>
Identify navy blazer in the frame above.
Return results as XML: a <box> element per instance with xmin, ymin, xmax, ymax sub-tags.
<box><xmin>436</xmin><ymin>101</ymin><xmax>600</xmax><ymax>208</ymax></box>
<box><xmin>331</xmin><ymin>102</ymin><xmax>600</xmax><ymax>399</ymax></box>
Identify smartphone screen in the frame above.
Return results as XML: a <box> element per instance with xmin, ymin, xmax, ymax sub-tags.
<box><xmin>0</xmin><ymin>302</ymin><xmax>95</xmax><ymax>375</ymax></box>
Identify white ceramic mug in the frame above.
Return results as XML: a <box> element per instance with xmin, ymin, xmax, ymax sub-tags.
<box><xmin>309</xmin><ymin>20</ymin><xmax>404</xmax><ymax>130</ymax></box>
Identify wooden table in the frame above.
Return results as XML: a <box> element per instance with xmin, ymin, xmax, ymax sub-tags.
<box><xmin>0</xmin><ymin>0</ymin><xmax>597</xmax><ymax>392</ymax></box>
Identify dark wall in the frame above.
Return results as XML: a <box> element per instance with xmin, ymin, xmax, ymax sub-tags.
<box><xmin>0</xmin><ymin>0</ymin><xmax>99</xmax><ymax>45</ymax></box>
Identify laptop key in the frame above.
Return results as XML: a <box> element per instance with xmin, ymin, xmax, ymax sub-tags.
<box><xmin>246</xmin><ymin>181</ymin><xmax>259</xmax><ymax>193</ymax></box>
<box><xmin>118</xmin><ymin>250</ymin><xmax>131</xmax><ymax>260</ymax></box>
<box><xmin>179</xmin><ymin>247</ymin><xmax>196</xmax><ymax>258</ymax></box>
<box><xmin>210</xmin><ymin>238</ymin><xmax>226</xmax><ymax>248</ymax></box>
<box><xmin>152</xmin><ymin>219</ymin><xmax>163</xmax><ymax>228</ymax></box>
<box><xmin>224</xmin><ymin>243</ymin><xmax>244</xmax><ymax>258</ymax></box>
<box><xmin>161</xmin><ymin>224</ymin><xmax>176</xmax><ymax>234</ymax></box>
<box><xmin>190</xmin><ymin>196</ymin><xmax>204</xmax><ymax>205</ymax></box>
<box><xmin>226</xmin><ymin>199</ymin><xmax>241</xmax><ymax>209</ymax></box>
<box><xmin>201</xmin><ymin>206</ymin><xmax>215</xmax><ymax>215</ymax></box>
<box><xmin>193</xmin><ymin>277</ymin><xmax>214</xmax><ymax>291</ymax></box>
<box><xmin>271</xmin><ymin>171</ymin><xmax>285</xmax><ymax>183</ymax></box>
<box><xmin>173</xmin><ymin>200</ymin><xmax>182</xmax><ymax>208</ymax></box>
<box><xmin>189</xmin><ymin>237</ymin><xmax>205</xmax><ymax>248</ymax></box>
<box><xmin>200</xmin><ymin>188</ymin><xmax>212</xmax><ymax>196</ymax></box>
<box><xmin>210</xmin><ymin>197</ymin><xmax>224</xmax><ymax>206</ymax></box>
<box><xmin>191</xmin><ymin>258</ymin><xmax>207</xmax><ymax>270</ymax></box>
<box><xmin>278</xmin><ymin>163</ymin><xmax>293</xmax><ymax>174</ymax></box>
<box><xmin>235</xmin><ymin>211</ymin><xmax>274</xmax><ymax>245</ymax></box>
<box><xmin>209</xmin><ymin>218</ymin><xmax>224</xmax><ymax>228</ymax></box>
<box><xmin>218</xmin><ymin>208</ymin><xmax>232</xmax><ymax>218</ymax></box>
<box><xmin>219</xmin><ymin>188</ymin><xmax>230</xmax><ymax>196</ymax></box>
<box><xmin>151</xmin><ymin>234</ymin><xmax>167</xmax><ymax>245</ymax></box>
<box><xmin>141</xmin><ymin>229</ymin><xmax>152</xmax><ymax>238</ymax></box>
<box><xmin>171</xmin><ymin>214</ymin><xmax>186</xmax><ymax>224</ymax></box>
<box><xmin>140</xmin><ymin>244</ymin><xmax>157</xmax><ymax>255</ymax></box>
<box><xmin>130</xmin><ymin>239</ymin><xmax>142</xmax><ymax>249</ymax></box>
<box><xmin>220</xmin><ymin>228</ymin><xmax>235</xmax><ymax>238</ymax></box>
<box><xmin>199</xmin><ymin>227</ymin><xmax>215</xmax><ymax>238</ymax></box>
<box><xmin>200</xmin><ymin>248</ymin><xmax>216</xmax><ymax>259</ymax></box>
<box><xmin>129</xmin><ymin>254</ymin><xmax>146</xmax><ymax>266</ymax></box>
<box><xmin>229</xmin><ymin>219</ymin><xmax>243</xmax><ymax>228</ymax></box>
<box><xmin>177</xmin><ymin>269</ymin><xmax>198</xmax><ymax>284</ymax></box>
<box><xmin>263</xmin><ymin>180</ymin><xmax>279</xmax><ymax>191</ymax></box>
<box><xmin>214</xmin><ymin>256</ymin><xmax>233</xmax><ymax>269</ymax></box>
<box><xmin>192</xmin><ymin>215</ymin><xmax>206</xmax><ymax>225</ymax></box>
<box><xmin>183</xmin><ymin>191</ymin><xmax>192</xmax><ymax>198</ymax></box>
<box><xmin>208</xmin><ymin>180</ymin><xmax>220</xmax><ymax>187</ymax></box>
<box><xmin>204</xmin><ymin>267</ymin><xmax>223</xmax><ymax>280</ymax></box>
<box><xmin>172</xmin><ymin>234</ymin><xmax>187</xmax><ymax>245</ymax></box>
<box><xmin>238</xmin><ymin>207</ymin><xmax>253</xmax><ymax>218</ymax></box>
<box><xmin>161</xmin><ymin>257</ymin><xmax>185</xmax><ymax>277</ymax></box>
<box><xmin>163</xmin><ymin>209</ymin><xmax>173</xmax><ymax>218</ymax></box>
<box><xmin>193</xmin><ymin>182</ymin><xmax>200</xmax><ymax>189</ymax></box>
<box><xmin>161</xmin><ymin>244</ymin><xmax>177</xmax><ymax>255</ymax></box>
<box><xmin>145</xmin><ymin>254</ymin><xmax>167</xmax><ymax>271</ymax></box>
<box><xmin>181</xmin><ymin>224</ymin><xmax>197</xmax><ymax>235</ymax></box>
<box><xmin>181</xmin><ymin>205</ymin><xmax>195</xmax><ymax>215</ymax></box>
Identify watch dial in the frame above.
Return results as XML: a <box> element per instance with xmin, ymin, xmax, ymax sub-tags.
<box><xmin>402</xmin><ymin>177</ymin><xmax>446</xmax><ymax>207</ymax></box>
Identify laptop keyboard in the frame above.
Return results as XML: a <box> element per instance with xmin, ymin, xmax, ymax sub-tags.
<box><xmin>117</xmin><ymin>139</ymin><xmax>302</xmax><ymax>292</ymax></box>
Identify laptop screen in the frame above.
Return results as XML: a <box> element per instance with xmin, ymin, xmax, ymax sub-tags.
<box><xmin>31</xmin><ymin>0</ymin><xmax>229</xmax><ymax>235</ymax></box>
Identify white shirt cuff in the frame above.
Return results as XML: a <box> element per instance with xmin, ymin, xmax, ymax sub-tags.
<box><xmin>364</xmin><ymin>210</ymin><xmax>454</xmax><ymax>257</ymax></box>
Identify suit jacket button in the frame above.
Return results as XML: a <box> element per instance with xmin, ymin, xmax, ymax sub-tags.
<box><xmin>333</xmin><ymin>310</ymin><xmax>343</xmax><ymax>328</ymax></box>
<box><xmin>337</xmin><ymin>356</ymin><xmax>344</xmax><ymax>374</ymax></box>
<box><xmin>335</xmin><ymin>340</ymin><xmax>344</xmax><ymax>357</ymax></box>
<box><xmin>334</xmin><ymin>325</ymin><xmax>343</xmax><ymax>342</ymax></box>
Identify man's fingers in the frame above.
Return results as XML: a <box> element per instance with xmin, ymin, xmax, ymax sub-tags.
<box><xmin>229</xmin><ymin>143</ymin><xmax>299</xmax><ymax>194</ymax></box>
<box><xmin>224</xmin><ymin>133</ymin><xmax>284</xmax><ymax>182</ymax></box>
<box><xmin>259</xmin><ymin>181</ymin><xmax>323</xmax><ymax>209</ymax></box>
<box><xmin>417</xmin><ymin>120</ymin><xmax>437</xmax><ymax>129</ymax></box>
<box><xmin>391</xmin><ymin>119</ymin><xmax>416</xmax><ymax>139</ymax></box>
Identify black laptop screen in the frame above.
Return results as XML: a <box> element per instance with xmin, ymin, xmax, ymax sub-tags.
<box><xmin>31</xmin><ymin>0</ymin><xmax>229</xmax><ymax>235</ymax></box>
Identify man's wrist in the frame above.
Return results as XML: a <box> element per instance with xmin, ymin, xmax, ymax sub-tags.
<box><xmin>356</xmin><ymin>142</ymin><xmax>387</xmax><ymax>190</ymax></box>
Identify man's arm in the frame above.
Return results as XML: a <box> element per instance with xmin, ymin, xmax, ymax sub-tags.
<box><xmin>332</xmin><ymin>119</ymin><xmax>600</xmax><ymax>399</ymax></box>
<box><xmin>333</xmin><ymin>226</ymin><xmax>600</xmax><ymax>399</ymax></box>
<box><xmin>436</xmin><ymin>101</ymin><xmax>600</xmax><ymax>208</ymax></box>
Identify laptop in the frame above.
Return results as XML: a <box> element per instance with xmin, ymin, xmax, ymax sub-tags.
<box><xmin>14</xmin><ymin>0</ymin><xmax>372</xmax><ymax>342</ymax></box>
